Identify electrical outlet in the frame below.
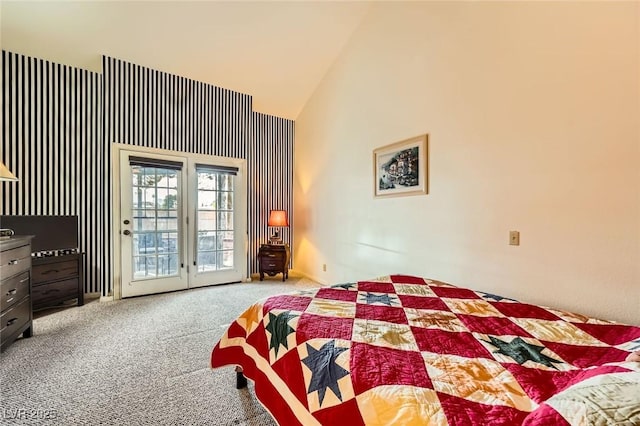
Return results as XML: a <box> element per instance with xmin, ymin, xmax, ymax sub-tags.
<box><xmin>509</xmin><ymin>231</ymin><xmax>520</xmax><ymax>246</ymax></box>
<box><xmin>322</xmin><ymin>264</ymin><xmax>327</xmax><ymax>272</ymax></box>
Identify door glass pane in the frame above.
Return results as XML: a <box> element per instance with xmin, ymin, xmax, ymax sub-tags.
<box><xmin>219</xmin><ymin>191</ymin><xmax>233</xmax><ymax>210</ymax></box>
<box><xmin>131</xmin><ymin>165</ymin><xmax>180</xmax><ymax>279</ymax></box>
<box><xmin>196</xmin><ymin>169</ymin><xmax>234</xmax><ymax>272</ymax></box>
<box><xmin>218</xmin><ymin>211</ymin><xmax>233</xmax><ymax>231</ymax></box>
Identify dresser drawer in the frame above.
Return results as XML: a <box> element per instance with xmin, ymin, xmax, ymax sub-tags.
<box><xmin>0</xmin><ymin>296</ymin><xmax>30</xmax><ymax>343</ymax></box>
<box><xmin>33</xmin><ymin>278</ymin><xmax>79</xmax><ymax>308</ymax></box>
<box><xmin>0</xmin><ymin>271</ymin><xmax>30</xmax><ymax>312</ymax></box>
<box><xmin>0</xmin><ymin>245</ymin><xmax>31</xmax><ymax>280</ymax></box>
<box><xmin>32</xmin><ymin>260</ymin><xmax>78</xmax><ymax>284</ymax></box>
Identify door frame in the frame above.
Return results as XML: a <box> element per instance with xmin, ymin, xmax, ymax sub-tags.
<box><xmin>111</xmin><ymin>143</ymin><xmax>248</xmax><ymax>300</ymax></box>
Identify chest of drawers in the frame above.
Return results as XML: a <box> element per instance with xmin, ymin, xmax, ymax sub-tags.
<box><xmin>1</xmin><ymin>236</ymin><xmax>33</xmax><ymax>353</ymax></box>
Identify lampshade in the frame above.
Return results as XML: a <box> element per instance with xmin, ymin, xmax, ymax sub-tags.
<box><xmin>268</xmin><ymin>210</ymin><xmax>289</xmax><ymax>227</ymax></box>
<box><xmin>0</xmin><ymin>161</ymin><xmax>18</xmax><ymax>182</ymax></box>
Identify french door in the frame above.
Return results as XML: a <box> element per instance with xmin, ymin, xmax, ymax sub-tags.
<box><xmin>118</xmin><ymin>149</ymin><xmax>246</xmax><ymax>298</ymax></box>
<box><xmin>188</xmin><ymin>164</ymin><xmax>245</xmax><ymax>288</ymax></box>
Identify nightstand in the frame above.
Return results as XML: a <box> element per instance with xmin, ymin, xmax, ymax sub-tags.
<box><xmin>258</xmin><ymin>244</ymin><xmax>290</xmax><ymax>282</ymax></box>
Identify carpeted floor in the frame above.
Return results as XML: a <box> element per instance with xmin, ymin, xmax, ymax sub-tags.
<box><xmin>0</xmin><ymin>274</ymin><xmax>321</xmax><ymax>425</ymax></box>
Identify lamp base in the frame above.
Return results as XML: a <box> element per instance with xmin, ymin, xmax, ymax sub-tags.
<box><xmin>269</xmin><ymin>235</ymin><xmax>283</xmax><ymax>245</ymax></box>
<box><xmin>269</xmin><ymin>229</ymin><xmax>283</xmax><ymax>245</ymax></box>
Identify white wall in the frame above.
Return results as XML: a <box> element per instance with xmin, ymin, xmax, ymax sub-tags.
<box><xmin>294</xmin><ymin>2</ymin><xmax>639</xmax><ymax>325</ymax></box>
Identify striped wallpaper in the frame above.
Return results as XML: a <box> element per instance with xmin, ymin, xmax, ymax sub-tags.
<box><xmin>1</xmin><ymin>50</ymin><xmax>107</xmax><ymax>294</ymax></box>
<box><xmin>1</xmin><ymin>50</ymin><xmax>295</xmax><ymax>297</ymax></box>
<box><xmin>248</xmin><ymin>112</ymin><xmax>295</xmax><ymax>274</ymax></box>
<box><xmin>102</xmin><ymin>56</ymin><xmax>252</xmax><ymax>158</ymax></box>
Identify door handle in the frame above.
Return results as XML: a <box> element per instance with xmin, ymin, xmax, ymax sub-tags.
<box><xmin>123</xmin><ymin>230</ymin><xmax>132</xmax><ymax>236</ymax></box>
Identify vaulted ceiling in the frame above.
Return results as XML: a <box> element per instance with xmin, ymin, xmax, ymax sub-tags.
<box><xmin>0</xmin><ymin>1</ymin><xmax>372</xmax><ymax>119</ymax></box>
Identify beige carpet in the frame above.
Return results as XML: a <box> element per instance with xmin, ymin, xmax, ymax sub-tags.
<box><xmin>0</xmin><ymin>274</ymin><xmax>320</xmax><ymax>425</ymax></box>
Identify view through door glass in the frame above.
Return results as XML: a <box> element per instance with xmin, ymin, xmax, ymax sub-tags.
<box><xmin>196</xmin><ymin>169</ymin><xmax>234</xmax><ymax>272</ymax></box>
<box><xmin>132</xmin><ymin>166</ymin><xmax>180</xmax><ymax>279</ymax></box>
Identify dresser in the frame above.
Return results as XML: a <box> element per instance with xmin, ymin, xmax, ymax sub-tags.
<box><xmin>258</xmin><ymin>243</ymin><xmax>290</xmax><ymax>282</ymax></box>
<box><xmin>0</xmin><ymin>236</ymin><xmax>33</xmax><ymax>353</ymax></box>
<box><xmin>32</xmin><ymin>253</ymin><xmax>84</xmax><ymax>311</ymax></box>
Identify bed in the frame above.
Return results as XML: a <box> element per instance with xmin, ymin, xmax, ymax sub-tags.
<box><xmin>210</xmin><ymin>274</ymin><xmax>640</xmax><ymax>425</ymax></box>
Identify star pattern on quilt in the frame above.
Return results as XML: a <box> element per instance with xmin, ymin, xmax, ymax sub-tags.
<box><xmin>483</xmin><ymin>336</ymin><xmax>561</xmax><ymax>369</ymax></box>
<box><xmin>332</xmin><ymin>283</ymin><xmax>357</xmax><ymax>290</ymax></box>
<box><xmin>265</xmin><ymin>311</ymin><xmax>297</xmax><ymax>356</ymax></box>
<box><xmin>297</xmin><ymin>289</ymin><xmax>318</xmax><ymax>297</ymax></box>
<box><xmin>364</xmin><ymin>292</ymin><xmax>394</xmax><ymax>306</ymax></box>
<box><xmin>237</xmin><ymin>303</ymin><xmax>261</xmax><ymax>333</ymax></box>
<box><xmin>480</xmin><ymin>292</ymin><xmax>517</xmax><ymax>302</ymax></box>
<box><xmin>302</xmin><ymin>341</ymin><xmax>350</xmax><ymax>406</ymax></box>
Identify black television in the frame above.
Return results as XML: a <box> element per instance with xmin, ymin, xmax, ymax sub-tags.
<box><xmin>0</xmin><ymin>215</ymin><xmax>78</xmax><ymax>253</ymax></box>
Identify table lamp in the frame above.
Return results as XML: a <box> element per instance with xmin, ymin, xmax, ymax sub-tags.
<box><xmin>267</xmin><ymin>210</ymin><xmax>288</xmax><ymax>244</ymax></box>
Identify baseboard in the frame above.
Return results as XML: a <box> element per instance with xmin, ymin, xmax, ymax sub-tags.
<box><xmin>100</xmin><ymin>294</ymin><xmax>114</xmax><ymax>302</ymax></box>
<box><xmin>290</xmin><ymin>269</ymin><xmax>328</xmax><ymax>286</ymax></box>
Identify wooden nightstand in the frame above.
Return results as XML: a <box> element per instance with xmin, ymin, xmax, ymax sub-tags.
<box><xmin>32</xmin><ymin>253</ymin><xmax>84</xmax><ymax>310</ymax></box>
<box><xmin>258</xmin><ymin>244</ymin><xmax>290</xmax><ymax>282</ymax></box>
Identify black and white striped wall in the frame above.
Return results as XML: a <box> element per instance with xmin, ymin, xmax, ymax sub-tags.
<box><xmin>102</xmin><ymin>56</ymin><xmax>252</xmax><ymax>158</ymax></box>
<box><xmin>248</xmin><ymin>112</ymin><xmax>295</xmax><ymax>274</ymax></box>
<box><xmin>2</xmin><ymin>51</ymin><xmax>295</xmax><ymax>296</ymax></box>
<box><xmin>1</xmin><ymin>50</ymin><xmax>107</xmax><ymax>294</ymax></box>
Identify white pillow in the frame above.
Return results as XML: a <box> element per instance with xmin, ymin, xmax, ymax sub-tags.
<box><xmin>524</xmin><ymin>365</ymin><xmax>640</xmax><ymax>426</ymax></box>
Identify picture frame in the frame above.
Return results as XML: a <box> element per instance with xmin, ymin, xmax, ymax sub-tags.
<box><xmin>373</xmin><ymin>134</ymin><xmax>428</xmax><ymax>198</ymax></box>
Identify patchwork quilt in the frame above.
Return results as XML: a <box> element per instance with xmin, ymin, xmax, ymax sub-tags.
<box><xmin>210</xmin><ymin>275</ymin><xmax>640</xmax><ymax>425</ymax></box>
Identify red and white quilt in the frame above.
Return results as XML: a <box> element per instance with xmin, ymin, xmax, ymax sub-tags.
<box><xmin>211</xmin><ymin>275</ymin><xmax>640</xmax><ymax>425</ymax></box>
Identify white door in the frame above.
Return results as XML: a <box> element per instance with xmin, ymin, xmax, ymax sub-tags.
<box><xmin>188</xmin><ymin>164</ymin><xmax>245</xmax><ymax>288</ymax></box>
<box><xmin>120</xmin><ymin>151</ymin><xmax>188</xmax><ymax>297</ymax></box>
<box><xmin>118</xmin><ymin>148</ymin><xmax>247</xmax><ymax>298</ymax></box>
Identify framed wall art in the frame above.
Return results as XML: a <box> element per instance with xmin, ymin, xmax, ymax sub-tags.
<box><xmin>373</xmin><ymin>134</ymin><xmax>428</xmax><ymax>198</ymax></box>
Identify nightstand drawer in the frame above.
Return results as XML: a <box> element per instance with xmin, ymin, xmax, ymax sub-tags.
<box><xmin>32</xmin><ymin>260</ymin><xmax>79</xmax><ymax>284</ymax></box>
<box><xmin>0</xmin><ymin>245</ymin><xmax>31</xmax><ymax>281</ymax></box>
<box><xmin>0</xmin><ymin>271</ymin><xmax>30</xmax><ymax>312</ymax></box>
<box><xmin>261</xmin><ymin>254</ymin><xmax>285</xmax><ymax>263</ymax></box>
<box><xmin>32</xmin><ymin>278</ymin><xmax>79</xmax><ymax>308</ymax></box>
<box><xmin>262</xmin><ymin>262</ymin><xmax>282</xmax><ymax>270</ymax></box>
<box><xmin>0</xmin><ymin>296</ymin><xmax>30</xmax><ymax>342</ymax></box>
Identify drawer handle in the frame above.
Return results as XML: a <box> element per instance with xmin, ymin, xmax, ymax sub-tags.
<box><xmin>42</xmin><ymin>269</ymin><xmax>60</xmax><ymax>275</ymax></box>
<box><xmin>7</xmin><ymin>259</ymin><xmax>19</xmax><ymax>266</ymax></box>
<box><xmin>19</xmin><ymin>277</ymin><xmax>29</xmax><ymax>283</ymax></box>
<box><xmin>6</xmin><ymin>318</ymin><xmax>18</xmax><ymax>327</ymax></box>
<box><xmin>6</xmin><ymin>297</ymin><xmax>14</xmax><ymax>304</ymax></box>
<box><xmin>6</xmin><ymin>289</ymin><xmax>17</xmax><ymax>296</ymax></box>
<box><xmin>42</xmin><ymin>289</ymin><xmax>60</xmax><ymax>295</ymax></box>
